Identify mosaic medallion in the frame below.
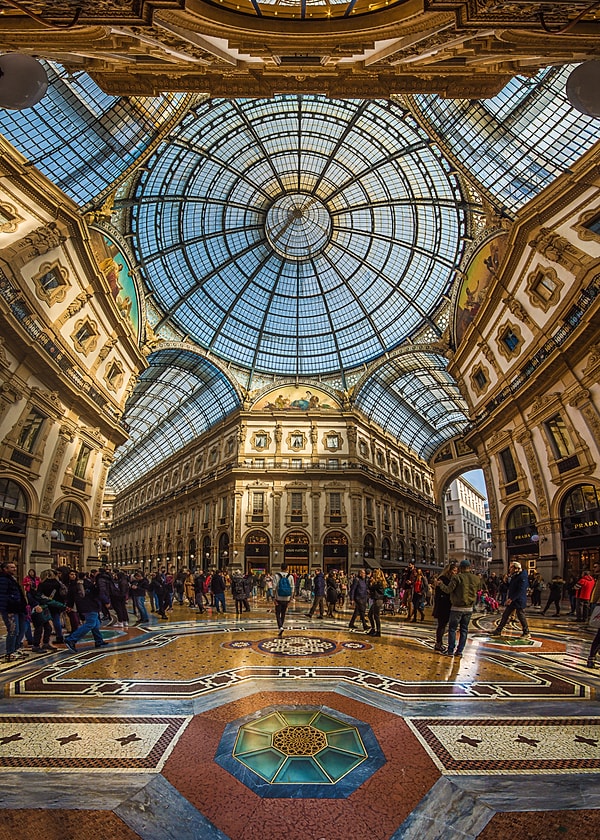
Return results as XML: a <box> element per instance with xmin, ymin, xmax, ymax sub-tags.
<box><xmin>215</xmin><ymin>706</ymin><xmax>385</xmax><ymax>798</ymax></box>
<box><xmin>256</xmin><ymin>636</ymin><xmax>338</xmax><ymax>656</ymax></box>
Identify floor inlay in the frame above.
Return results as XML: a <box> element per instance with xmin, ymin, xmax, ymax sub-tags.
<box><xmin>406</xmin><ymin>717</ymin><xmax>600</xmax><ymax>773</ymax></box>
<box><xmin>215</xmin><ymin>705</ymin><xmax>384</xmax><ymax>797</ymax></box>
<box><xmin>0</xmin><ymin>715</ymin><xmax>191</xmax><ymax>771</ymax></box>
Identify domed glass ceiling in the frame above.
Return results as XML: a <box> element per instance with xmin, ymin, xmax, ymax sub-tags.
<box><xmin>131</xmin><ymin>96</ymin><xmax>467</xmax><ymax>379</ymax></box>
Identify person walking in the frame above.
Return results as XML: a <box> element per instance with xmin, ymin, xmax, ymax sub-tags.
<box><xmin>231</xmin><ymin>571</ymin><xmax>246</xmax><ymax>616</ymax></box>
<box><xmin>211</xmin><ymin>569</ymin><xmax>227</xmax><ymax>613</ymax></box>
<box><xmin>541</xmin><ymin>575</ymin><xmax>564</xmax><ymax>617</ymax></box>
<box><xmin>273</xmin><ymin>563</ymin><xmax>295</xmax><ymax>637</ymax></box>
<box><xmin>575</xmin><ymin>569</ymin><xmax>595</xmax><ymax>623</ymax></box>
<box><xmin>0</xmin><ymin>560</ymin><xmax>28</xmax><ymax>662</ymax></box>
<box><xmin>130</xmin><ymin>572</ymin><xmax>150</xmax><ymax>624</ymax></box>
<box><xmin>490</xmin><ymin>561</ymin><xmax>530</xmax><ymax>639</ymax></box>
<box><xmin>367</xmin><ymin>569</ymin><xmax>386</xmax><ymax>636</ymax></box>
<box><xmin>411</xmin><ymin>569</ymin><xmax>428</xmax><ymax>622</ymax></box>
<box><xmin>438</xmin><ymin>559</ymin><xmax>481</xmax><ymax>657</ymax></box>
<box><xmin>325</xmin><ymin>571</ymin><xmax>338</xmax><ymax>617</ymax></box>
<box><xmin>348</xmin><ymin>570</ymin><xmax>370</xmax><ymax>631</ymax></box>
<box><xmin>63</xmin><ymin>578</ymin><xmax>109</xmax><ymax>652</ymax></box>
<box><xmin>305</xmin><ymin>568</ymin><xmax>326</xmax><ymax>619</ymax></box>
<box><xmin>432</xmin><ymin>562</ymin><xmax>458</xmax><ymax>653</ymax></box>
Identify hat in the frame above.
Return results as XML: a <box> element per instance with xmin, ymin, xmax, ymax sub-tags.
<box><xmin>459</xmin><ymin>560</ymin><xmax>471</xmax><ymax>569</ymax></box>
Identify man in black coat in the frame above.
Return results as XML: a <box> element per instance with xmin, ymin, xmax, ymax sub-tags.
<box><xmin>348</xmin><ymin>569</ymin><xmax>369</xmax><ymax>631</ymax></box>
<box><xmin>0</xmin><ymin>560</ymin><xmax>28</xmax><ymax>662</ymax></box>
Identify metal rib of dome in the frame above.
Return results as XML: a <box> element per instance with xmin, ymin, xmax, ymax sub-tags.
<box><xmin>131</xmin><ymin>96</ymin><xmax>467</xmax><ymax>379</ymax></box>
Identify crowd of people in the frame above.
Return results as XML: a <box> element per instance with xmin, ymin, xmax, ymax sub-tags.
<box><xmin>2</xmin><ymin>558</ymin><xmax>599</xmax><ymax>664</ymax></box>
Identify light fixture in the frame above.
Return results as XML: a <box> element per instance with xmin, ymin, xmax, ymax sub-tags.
<box><xmin>566</xmin><ymin>61</ymin><xmax>600</xmax><ymax>118</ymax></box>
<box><xmin>0</xmin><ymin>53</ymin><xmax>48</xmax><ymax>110</ymax></box>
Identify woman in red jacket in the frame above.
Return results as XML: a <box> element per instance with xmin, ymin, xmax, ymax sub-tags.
<box><xmin>575</xmin><ymin>570</ymin><xmax>595</xmax><ymax>623</ymax></box>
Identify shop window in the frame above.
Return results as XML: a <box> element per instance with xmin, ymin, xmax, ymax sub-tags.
<box><xmin>74</xmin><ymin>443</ymin><xmax>92</xmax><ymax>480</ymax></box>
<box><xmin>72</xmin><ymin>318</ymin><xmax>98</xmax><ymax>355</ymax></box>
<box><xmin>253</xmin><ymin>431</ymin><xmax>269</xmax><ymax>450</ymax></box>
<box><xmin>33</xmin><ymin>262</ymin><xmax>70</xmax><ymax>305</ymax></box>
<box><xmin>288</xmin><ymin>431</ymin><xmax>305</xmax><ymax>450</ymax></box>
<box><xmin>324</xmin><ymin>432</ymin><xmax>341</xmax><ymax>451</ymax></box>
<box><xmin>290</xmin><ymin>492</ymin><xmax>303</xmax><ymax>523</ymax></box>
<box><xmin>105</xmin><ymin>360</ymin><xmax>124</xmax><ymax>392</ymax></box>
<box><xmin>526</xmin><ymin>267</ymin><xmax>562</xmax><ymax>311</ymax></box>
<box><xmin>16</xmin><ymin>409</ymin><xmax>45</xmax><ymax>453</ymax></box>
<box><xmin>252</xmin><ymin>492</ymin><xmax>265</xmax><ymax>519</ymax></box>
<box><xmin>544</xmin><ymin>413</ymin><xmax>574</xmax><ymax>460</ymax></box>
<box><xmin>471</xmin><ymin>365</ymin><xmax>489</xmax><ymax>396</ymax></box>
<box><xmin>498</xmin><ymin>324</ymin><xmax>521</xmax><ymax>357</ymax></box>
<box><xmin>499</xmin><ymin>446</ymin><xmax>518</xmax><ymax>485</ymax></box>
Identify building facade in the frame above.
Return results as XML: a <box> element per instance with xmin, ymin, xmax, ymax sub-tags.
<box><xmin>109</xmin><ymin>392</ymin><xmax>440</xmax><ymax>576</ymax></box>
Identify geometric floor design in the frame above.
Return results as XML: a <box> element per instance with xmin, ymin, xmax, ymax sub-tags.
<box><xmin>1</xmin><ymin>600</ymin><xmax>600</xmax><ymax>839</ymax></box>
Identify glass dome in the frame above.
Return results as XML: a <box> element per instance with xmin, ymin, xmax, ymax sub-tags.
<box><xmin>131</xmin><ymin>95</ymin><xmax>467</xmax><ymax>379</ymax></box>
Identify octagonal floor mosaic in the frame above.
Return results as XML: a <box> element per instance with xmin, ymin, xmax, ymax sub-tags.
<box><xmin>215</xmin><ymin>706</ymin><xmax>385</xmax><ymax>797</ymax></box>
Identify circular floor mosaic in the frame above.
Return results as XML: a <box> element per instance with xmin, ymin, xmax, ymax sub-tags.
<box><xmin>215</xmin><ymin>706</ymin><xmax>386</xmax><ymax>798</ymax></box>
<box><xmin>222</xmin><ymin>636</ymin><xmax>361</xmax><ymax>657</ymax></box>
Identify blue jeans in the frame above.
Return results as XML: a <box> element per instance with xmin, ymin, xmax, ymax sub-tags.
<box><xmin>447</xmin><ymin>609</ymin><xmax>472</xmax><ymax>655</ymax></box>
<box><xmin>133</xmin><ymin>594</ymin><xmax>149</xmax><ymax>622</ymax></box>
<box><xmin>214</xmin><ymin>592</ymin><xmax>226</xmax><ymax>612</ymax></box>
<box><xmin>66</xmin><ymin>611</ymin><xmax>104</xmax><ymax>646</ymax></box>
<box><xmin>1</xmin><ymin>611</ymin><xmax>25</xmax><ymax>655</ymax></box>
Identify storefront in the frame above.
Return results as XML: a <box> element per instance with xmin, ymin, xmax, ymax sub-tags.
<box><xmin>506</xmin><ymin>504</ymin><xmax>539</xmax><ymax>573</ymax></box>
<box><xmin>0</xmin><ymin>478</ymin><xmax>28</xmax><ymax>569</ymax></box>
<box><xmin>561</xmin><ymin>484</ymin><xmax>600</xmax><ymax>581</ymax></box>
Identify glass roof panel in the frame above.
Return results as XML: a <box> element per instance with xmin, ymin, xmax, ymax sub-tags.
<box><xmin>355</xmin><ymin>354</ymin><xmax>469</xmax><ymax>459</ymax></box>
<box><xmin>107</xmin><ymin>349</ymin><xmax>240</xmax><ymax>492</ymax></box>
<box><xmin>131</xmin><ymin>96</ymin><xmax>466</xmax><ymax>378</ymax></box>
<box><xmin>0</xmin><ymin>63</ymin><xmax>188</xmax><ymax>208</ymax></box>
<box><xmin>410</xmin><ymin>65</ymin><xmax>598</xmax><ymax>215</ymax></box>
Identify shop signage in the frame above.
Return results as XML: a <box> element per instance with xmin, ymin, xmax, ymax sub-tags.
<box><xmin>0</xmin><ymin>507</ymin><xmax>27</xmax><ymax>534</ymax></box>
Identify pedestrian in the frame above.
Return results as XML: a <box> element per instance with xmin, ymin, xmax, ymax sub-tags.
<box><xmin>348</xmin><ymin>570</ymin><xmax>370</xmax><ymax>631</ymax></box>
<box><xmin>325</xmin><ymin>571</ymin><xmax>338</xmax><ymax>617</ymax></box>
<box><xmin>490</xmin><ymin>561</ymin><xmax>530</xmax><ymax>639</ymax></box>
<box><xmin>541</xmin><ymin>575</ymin><xmax>564</xmax><ymax>617</ymax></box>
<box><xmin>575</xmin><ymin>569</ymin><xmax>595</xmax><ymax>623</ymax></box>
<box><xmin>273</xmin><ymin>562</ymin><xmax>295</xmax><ymax>637</ymax></box>
<box><xmin>0</xmin><ymin>560</ymin><xmax>28</xmax><ymax>662</ymax></box>
<box><xmin>211</xmin><ymin>569</ymin><xmax>227</xmax><ymax>613</ymax></box>
<box><xmin>64</xmin><ymin>577</ymin><xmax>109</xmax><ymax>652</ymax></box>
<box><xmin>367</xmin><ymin>568</ymin><xmax>386</xmax><ymax>636</ymax></box>
<box><xmin>432</xmin><ymin>561</ymin><xmax>458</xmax><ymax>653</ymax></box>
<box><xmin>305</xmin><ymin>567</ymin><xmax>325</xmax><ymax>619</ymax></box>
<box><xmin>231</xmin><ymin>571</ymin><xmax>246</xmax><ymax>616</ymax></box>
<box><xmin>437</xmin><ymin>559</ymin><xmax>481</xmax><ymax>657</ymax></box>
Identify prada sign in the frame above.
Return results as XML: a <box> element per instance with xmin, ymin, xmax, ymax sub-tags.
<box><xmin>0</xmin><ymin>507</ymin><xmax>27</xmax><ymax>534</ymax></box>
<box><xmin>563</xmin><ymin>508</ymin><xmax>600</xmax><ymax>539</ymax></box>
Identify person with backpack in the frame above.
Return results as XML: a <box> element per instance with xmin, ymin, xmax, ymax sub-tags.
<box><xmin>273</xmin><ymin>562</ymin><xmax>294</xmax><ymax>637</ymax></box>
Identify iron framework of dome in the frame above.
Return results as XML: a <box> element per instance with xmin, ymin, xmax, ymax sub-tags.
<box><xmin>131</xmin><ymin>96</ymin><xmax>467</xmax><ymax>380</ymax></box>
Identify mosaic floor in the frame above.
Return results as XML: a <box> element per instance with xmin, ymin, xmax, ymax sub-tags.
<box><xmin>1</xmin><ymin>599</ymin><xmax>600</xmax><ymax>839</ymax></box>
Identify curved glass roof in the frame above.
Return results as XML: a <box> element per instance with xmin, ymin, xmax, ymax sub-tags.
<box><xmin>0</xmin><ymin>62</ymin><xmax>189</xmax><ymax>208</ymax></box>
<box><xmin>107</xmin><ymin>349</ymin><xmax>240</xmax><ymax>493</ymax></box>
<box><xmin>203</xmin><ymin>0</ymin><xmax>403</xmax><ymax>18</ymax></box>
<box><xmin>355</xmin><ymin>353</ymin><xmax>469</xmax><ymax>460</ymax></box>
<box><xmin>409</xmin><ymin>66</ymin><xmax>599</xmax><ymax>215</ymax></box>
<box><xmin>131</xmin><ymin>96</ymin><xmax>467</xmax><ymax>379</ymax></box>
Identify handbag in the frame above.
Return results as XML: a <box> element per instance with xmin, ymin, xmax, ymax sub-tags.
<box><xmin>589</xmin><ymin>604</ymin><xmax>600</xmax><ymax>628</ymax></box>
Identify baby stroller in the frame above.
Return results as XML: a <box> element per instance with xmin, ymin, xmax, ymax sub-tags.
<box><xmin>483</xmin><ymin>593</ymin><xmax>499</xmax><ymax>613</ymax></box>
<box><xmin>382</xmin><ymin>587</ymin><xmax>397</xmax><ymax>615</ymax></box>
